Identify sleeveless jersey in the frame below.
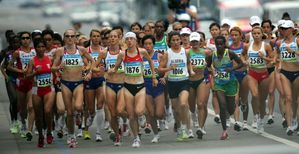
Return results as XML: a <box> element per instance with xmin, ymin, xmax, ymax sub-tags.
<box><xmin>33</xmin><ymin>55</ymin><xmax>52</xmax><ymax>88</ymax></box>
<box><xmin>229</xmin><ymin>42</ymin><xmax>244</xmax><ymax>57</ymax></box>
<box><xmin>189</xmin><ymin>48</ymin><xmax>206</xmax><ymax>69</ymax></box>
<box><xmin>17</xmin><ymin>47</ymin><xmax>36</xmax><ymax>77</ymax></box>
<box><xmin>212</xmin><ymin>49</ymin><xmax>234</xmax><ymax>85</ymax></box>
<box><xmin>167</xmin><ymin>47</ymin><xmax>189</xmax><ymax>81</ymax></box>
<box><xmin>123</xmin><ymin>49</ymin><xmax>143</xmax><ymax>77</ymax></box>
<box><xmin>143</xmin><ymin>51</ymin><xmax>159</xmax><ymax>78</ymax></box>
<box><xmin>62</xmin><ymin>47</ymin><xmax>84</xmax><ymax>67</ymax></box>
<box><xmin>279</xmin><ymin>37</ymin><xmax>298</xmax><ymax>63</ymax></box>
<box><xmin>248</xmin><ymin>42</ymin><xmax>267</xmax><ymax>68</ymax></box>
<box><xmin>105</xmin><ymin>49</ymin><xmax>124</xmax><ymax>73</ymax></box>
<box><xmin>154</xmin><ymin>35</ymin><xmax>168</xmax><ymax>54</ymax></box>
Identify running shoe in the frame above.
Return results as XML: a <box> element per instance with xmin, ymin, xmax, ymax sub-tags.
<box><xmin>220</xmin><ymin>131</ymin><xmax>228</xmax><ymax>140</ymax></box>
<box><xmin>37</xmin><ymin>136</ymin><xmax>44</xmax><ymax>148</ymax></box>
<box><xmin>132</xmin><ymin>137</ymin><xmax>141</xmax><ymax>148</ymax></box>
<box><xmin>188</xmin><ymin>129</ymin><xmax>194</xmax><ymax>138</ymax></box>
<box><xmin>234</xmin><ymin>122</ymin><xmax>241</xmax><ymax>132</ymax></box>
<box><xmin>286</xmin><ymin>127</ymin><xmax>293</xmax><ymax>136</ymax></box>
<box><xmin>109</xmin><ymin>132</ymin><xmax>116</xmax><ymax>142</ymax></box>
<box><xmin>77</xmin><ymin>129</ymin><xmax>83</xmax><ymax>138</ymax></box>
<box><xmin>144</xmin><ymin>123</ymin><xmax>151</xmax><ymax>135</ymax></box>
<box><xmin>104</xmin><ymin>121</ymin><xmax>110</xmax><ymax>130</ymax></box>
<box><xmin>96</xmin><ymin>132</ymin><xmax>103</xmax><ymax>142</ymax></box>
<box><xmin>176</xmin><ymin>130</ymin><xmax>188</xmax><ymax>141</ymax></box>
<box><xmin>226</xmin><ymin>119</ymin><xmax>231</xmax><ymax>128</ymax></box>
<box><xmin>214</xmin><ymin>115</ymin><xmax>221</xmax><ymax>124</ymax></box>
<box><xmin>83</xmin><ymin>130</ymin><xmax>91</xmax><ymax>140</ymax></box>
<box><xmin>10</xmin><ymin>123</ymin><xmax>19</xmax><ymax>134</ymax></box>
<box><xmin>267</xmin><ymin>115</ymin><xmax>274</xmax><ymax>125</ymax></box>
<box><xmin>196</xmin><ymin>128</ymin><xmax>204</xmax><ymax>139</ymax></box>
<box><xmin>68</xmin><ymin>138</ymin><xmax>77</xmax><ymax>148</ymax></box>
<box><xmin>26</xmin><ymin>131</ymin><xmax>33</xmax><ymax>141</ymax></box>
<box><xmin>47</xmin><ymin>134</ymin><xmax>54</xmax><ymax>144</ymax></box>
<box><xmin>57</xmin><ymin>130</ymin><xmax>63</xmax><ymax>138</ymax></box>
<box><xmin>114</xmin><ymin>134</ymin><xmax>121</xmax><ymax>146</ymax></box>
<box><xmin>86</xmin><ymin>116</ymin><xmax>94</xmax><ymax>127</ymax></box>
<box><xmin>151</xmin><ymin>134</ymin><xmax>160</xmax><ymax>143</ymax></box>
<box><xmin>243</xmin><ymin>122</ymin><xmax>249</xmax><ymax>131</ymax></box>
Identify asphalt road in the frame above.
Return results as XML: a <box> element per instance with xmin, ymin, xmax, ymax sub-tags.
<box><xmin>0</xmin><ymin>1</ymin><xmax>299</xmax><ymax>154</ymax></box>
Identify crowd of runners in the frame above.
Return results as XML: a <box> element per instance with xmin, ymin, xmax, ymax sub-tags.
<box><xmin>0</xmin><ymin>12</ymin><xmax>299</xmax><ymax>149</ymax></box>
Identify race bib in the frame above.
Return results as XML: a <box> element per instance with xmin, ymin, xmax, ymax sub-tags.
<box><xmin>248</xmin><ymin>53</ymin><xmax>265</xmax><ymax>68</ymax></box>
<box><xmin>215</xmin><ymin>69</ymin><xmax>230</xmax><ymax>81</ymax></box>
<box><xmin>91</xmin><ymin>52</ymin><xmax>99</xmax><ymax>62</ymax></box>
<box><xmin>190</xmin><ymin>55</ymin><xmax>206</xmax><ymax>68</ymax></box>
<box><xmin>20</xmin><ymin>52</ymin><xmax>36</xmax><ymax>69</ymax></box>
<box><xmin>36</xmin><ymin>73</ymin><xmax>52</xmax><ymax>87</ymax></box>
<box><xmin>125</xmin><ymin>62</ymin><xmax>142</xmax><ymax>76</ymax></box>
<box><xmin>64</xmin><ymin>54</ymin><xmax>81</xmax><ymax>67</ymax></box>
<box><xmin>106</xmin><ymin>59</ymin><xmax>124</xmax><ymax>73</ymax></box>
<box><xmin>169</xmin><ymin>63</ymin><xmax>186</xmax><ymax>77</ymax></box>
<box><xmin>281</xmin><ymin>51</ymin><xmax>296</xmax><ymax>62</ymax></box>
<box><xmin>143</xmin><ymin>60</ymin><xmax>159</xmax><ymax>78</ymax></box>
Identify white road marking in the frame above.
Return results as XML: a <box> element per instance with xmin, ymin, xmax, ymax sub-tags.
<box><xmin>207</xmin><ymin>108</ymin><xmax>299</xmax><ymax>150</ymax></box>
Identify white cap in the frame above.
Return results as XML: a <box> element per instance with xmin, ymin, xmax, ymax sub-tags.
<box><xmin>180</xmin><ymin>27</ymin><xmax>191</xmax><ymax>35</ymax></box>
<box><xmin>277</xmin><ymin>20</ymin><xmax>285</xmax><ymax>27</ymax></box>
<box><xmin>33</xmin><ymin>29</ymin><xmax>42</xmax><ymax>33</ymax></box>
<box><xmin>221</xmin><ymin>19</ymin><xmax>231</xmax><ymax>27</ymax></box>
<box><xmin>189</xmin><ymin>32</ymin><xmax>201</xmax><ymax>42</ymax></box>
<box><xmin>177</xmin><ymin>13</ymin><xmax>191</xmax><ymax>21</ymax></box>
<box><xmin>250</xmin><ymin>16</ymin><xmax>261</xmax><ymax>26</ymax></box>
<box><xmin>124</xmin><ymin>32</ymin><xmax>136</xmax><ymax>39</ymax></box>
<box><xmin>281</xmin><ymin>20</ymin><xmax>294</xmax><ymax>28</ymax></box>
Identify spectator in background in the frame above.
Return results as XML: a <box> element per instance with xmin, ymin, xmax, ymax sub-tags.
<box><xmin>168</xmin><ymin>0</ymin><xmax>198</xmax><ymax>31</ymax></box>
<box><xmin>130</xmin><ymin>22</ymin><xmax>142</xmax><ymax>33</ymax></box>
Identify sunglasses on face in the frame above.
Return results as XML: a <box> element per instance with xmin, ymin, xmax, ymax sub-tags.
<box><xmin>174</xmin><ymin>28</ymin><xmax>182</xmax><ymax>31</ymax></box>
<box><xmin>65</xmin><ymin>35</ymin><xmax>76</xmax><ymax>38</ymax></box>
<box><xmin>21</xmin><ymin>37</ymin><xmax>30</xmax><ymax>40</ymax></box>
<box><xmin>280</xmin><ymin>27</ymin><xmax>290</xmax><ymax>30</ymax></box>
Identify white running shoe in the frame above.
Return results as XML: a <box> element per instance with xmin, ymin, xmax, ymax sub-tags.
<box><xmin>188</xmin><ymin>129</ymin><xmax>194</xmax><ymax>138</ymax></box>
<box><xmin>104</xmin><ymin>121</ymin><xmax>110</xmax><ymax>130</ymax></box>
<box><xmin>151</xmin><ymin>134</ymin><xmax>160</xmax><ymax>143</ymax></box>
<box><xmin>252</xmin><ymin>115</ymin><xmax>258</xmax><ymax>128</ymax></box>
<box><xmin>243</xmin><ymin>122</ymin><xmax>249</xmax><ymax>131</ymax></box>
<box><xmin>77</xmin><ymin>129</ymin><xmax>83</xmax><ymax>137</ymax></box>
<box><xmin>286</xmin><ymin>127</ymin><xmax>293</xmax><ymax>136</ymax></box>
<box><xmin>96</xmin><ymin>133</ymin><xmax>103</xmax><ymax>142</ymax></box>
<box><xmin>226</xmin><ymin>119</ymin><xmax>231</xmax><ymax>128</ymax></box>
<box><xmin>132</xmin><ymin>138</ymin><xmax>141</xmax><ymax>148</ymax></box>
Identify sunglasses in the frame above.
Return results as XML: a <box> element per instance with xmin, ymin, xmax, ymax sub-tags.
<box><xmin>65</xmin><ymin>35</ymin><xmax>76</xmax><ymax>38</ymax></box>
<box><xmin>280</xmin><ymin>27</ymin><xmax>290</xmax><ymax>30</ymax></box>
<box><xmin>21</xmin><ymin>37</ymin><xmax>30</xmax><ymax>40</ymax></box>
<box><xmin>174</xmin><ymin>28</ymin><xmax>182</xmax><ymax>31</ymax></box>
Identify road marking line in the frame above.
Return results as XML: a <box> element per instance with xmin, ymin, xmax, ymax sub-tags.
<box><xmin>207</xmin><ymin>108</ymin><xmax>299</xmax><ymax>150</ymax></box>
